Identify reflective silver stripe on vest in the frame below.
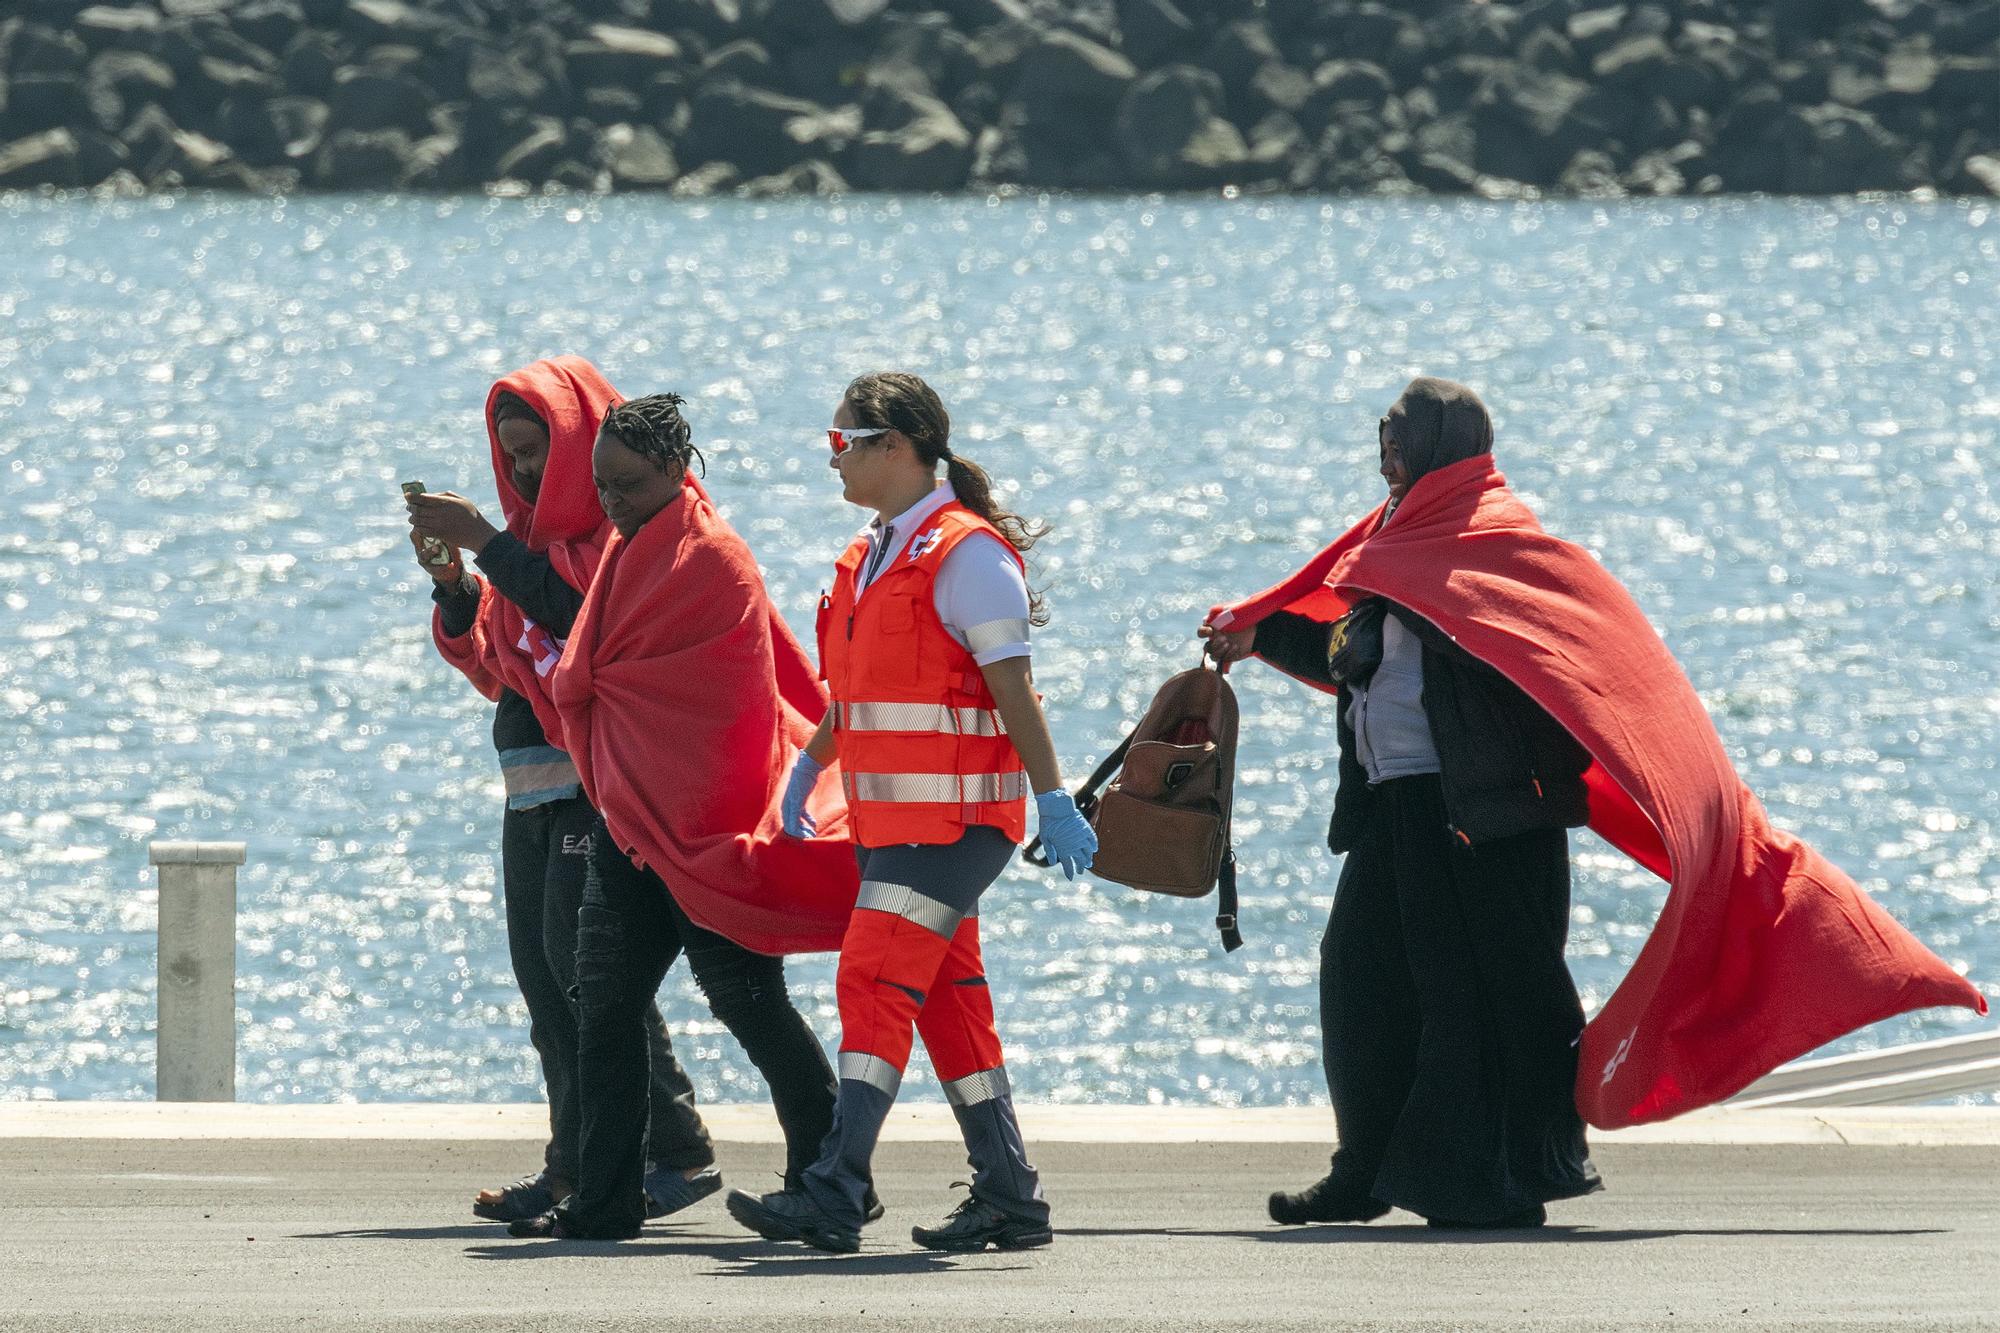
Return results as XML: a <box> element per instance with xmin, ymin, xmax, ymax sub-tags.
<box><xmin>837</xmin><ymin>1050</ymin><xmax>903</xmax><ymax>1097</ymax></box>
<box><xmin>841</xmin><ymin>701</ymin><xmax>1007</xmax><ymax>737</ymax></box>
<box><xmin>941</xmin><ymin>1065</ymin><xmax>1011</xmax><ymax>1108</ymax></box>
<box><xmin>848</xmin><ymin>771</ymin><xmax>1029</xmax><ymax>804</ymax></box>
<box><xmin>963</xmin><ymin>617</ymin><xmax>1032</xmax><ymax>655</ymax></box>
<box><xmin>855</xmin><ymin>879</ymin><xmax>964</xmax><ymax>939</ymax></box>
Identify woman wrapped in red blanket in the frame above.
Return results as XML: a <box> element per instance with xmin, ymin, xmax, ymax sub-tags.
<box><xmin>531</xmin><ymin>393</ymin><xmax>865</xmax><ymax>1241</ymax></box>
<box><xmin>1203</xmin><ymin>376</ymin><xmax>1982</xmax><ymax>1230</ymax></box>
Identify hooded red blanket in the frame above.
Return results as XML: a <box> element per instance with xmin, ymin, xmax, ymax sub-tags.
<box><xmin>433</xmin><ymin>356</ymin><xmax>619</xmax><ymax>748</ymax></box>
<box><xmin>1209</xmin><ymin>454</ymin><xmax>1984</xmax><ymax>1128</ymax></box>
<box><xmin>549</xmin><ymin>475</ymin><xmax>859</xmax><ymax>955</ymax></box>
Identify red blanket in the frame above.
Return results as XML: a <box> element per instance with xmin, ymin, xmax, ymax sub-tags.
<box><xmin>1209</xmin><ymin>454</ymin><xmax>1984</xmax><ymax>1128</ymax></box>
<box><xmin>432</xmin><ymin>357</ymin><xmax>619</xmax><ymax>748</ymax></box>
<box><xmin>550</xmin><ymin>475</ymin><xmax>859</xmax><ymax>955</ymax></box>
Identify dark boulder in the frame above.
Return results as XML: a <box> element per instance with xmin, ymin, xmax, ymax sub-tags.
<box><xmin>752</xmin><ymin>0</ymin><xmax>892</xmax><ymax>43</ymax></box>
<box><xmin>325</xmin><ymin>66</ymin><xmax>434</xmax><ymax>136</ymax></box>
<box><xmin>1012</xmin><ymin>28</ymin><xmax>1138</xmax><ymax>111</ymax></box>
<box><xmin>1591</xmin><ymin>34</ymin><xmax>1673</xmax><ymax>90</ymax></box>
<box><xmin>699</xmin><ymin>38</ymin><xmax>773</xmax><ymax>82</ymax></box>
<box><xmin>1470</xmin><ymin>68</ymin><xmax>1607</xmax><ymax>184</ymax></box>
<box><xmin>682</xmin><ymin>80</ymin><xmax>859</xmax><ymax>176</ymax></box>
<box><xmin>933</xmin><ymin>0</ymin><xmax>1033</xmax><ymax>31</ymax></box>
<box><xmin>278</xmin><ymin>33</ymin><xmax>345</xmax><ymax>97</ymax></box>
<box><xmin>0</xmin><ymin>128</ymin><xmax>82</xmax><ymax>187</ymax></box>
<box><xmin>1114</xmin><ymin>63</ymin><xmax>1248</xmax><ymax>186</ymax></box>
<box><xmin>565</xmin><ymin>24</ymin><xmax>683</xmax><ymax>87</ymax></box>
<box><xmin>1776</xmin><ymin>102</ymin><xmax>1919</xmax><ymax>192</ymax></box>
<box><xmin>463</xmin><ymin>42</ymin><xmax>548</xmax><ymax>108</ymax></box>
<box><xmin>7</xmin><ymin>25</ymin><xmax>90</xmax><ymax>77</ymax></box>
<box><xmin>230</xmin><ymin>1</ymin><xmax>306</xmax><ymax>59</ymax></box>
<box><xmin>2</xmin><ymin>74</ymin><xmax>92</xmax><ymax>137</ymax></box>
<box><xmin>843</xmin><ymin>94</ymin><xmax>973</xmax><ymax>190</ymax></box>
<box><xmin>597</xmin><ymin>120</ymin><xmax>678</xmax><ymax>186</ymax></box>
<box><xmin>72</xmin><ymin>6</ymin><xmax>165</xmax><ymax>52</ymax></box>
<box><xmin>1199</xmin><ymin>19</ymin><xmax>1279</xmax><ymax>94</ymax></box>
<box><xmin>1517</xmin><ymin>27</ymin><xmax>1580</xmax><ymax>78</ymax></box>
<box><xmin>1956</xmin><ymin>153</ymin><xmax>2000</xmax><ymax>196</ymax></box>
<box><xmin>777</xmin><ymin>33</ymin><xmax>871</xmax><ymax>105</ymax></box>
<box><xmin>669</xmin><ymin>159</ymin><xmax>739</xmax><ymax>195</ymax></box>
<box><xmin>195</xmin><ymin>55</ymin><xmax>284</xmax><ymax>104</ymax></box>
<box><xmin>85</xmin><ymin>49</ymin><xmax>177</xmax><ymax>124</ymax></box>
<box><xmin>312</xmin><ymin>125</ymin><xmax>414</xmax><ymax>186</ymax></box>
<box><xmin>1243</xmin><ymin>59</ymin><xmax>1313</xmax><ymax>120</ymax></box>
<box><xmin>492</xmin><ymin>116</ymin><xmax>570</xmax><ymax>182</ymax></box>
<box><xmin>1564</xmin><ymin>6</ymin><xmax>1629</xmax><ymax>64</ymax></box>
<box><xmin>1558</xmin><ymin>147</ymin><xmax>1624</xmax><ymax>195</ymax></box>
<box><xmin>1117</xmin><ymin>0</ymin><xmax>1199</xmax><ymax>69</ymax></box>
<box><xmin>738</xmin><ymin>156</ymin><xmax>846</xmax><ymax>195</ymax></box>
<box><xmin>342</xmin><ymin>0</ymin><xmax>452</xmax><ymax>49</ymax></box>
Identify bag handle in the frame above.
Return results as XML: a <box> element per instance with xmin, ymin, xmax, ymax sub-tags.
<box><xmin>1215</xmin><ymin>845</ymin><xmax>1242</xmax><ymax>953</ymax></box>
<box><xmin>1023</xmin><ymin>728</ymin><xmax>1134</xmax><ymax>868</ymax></box>
<box><xmin>1025</xmin><ymin>652</ymin><xmax>1228</xmax><ymax>869</ymax></box>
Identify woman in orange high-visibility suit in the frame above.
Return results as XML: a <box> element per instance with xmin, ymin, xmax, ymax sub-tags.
<box><xmin>726</xmin><ymin>372</ymin><xmax>1098</xmax><ymax>1255</ymax></box>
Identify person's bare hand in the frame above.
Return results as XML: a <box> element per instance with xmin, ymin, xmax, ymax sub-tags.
<box><xmin>406</xmin><ymin>491</ymin><xmax>500</xmax><ymax>556</ymax></box>
<box><xmin>1198</xmin><ymin>622</ymin><xmax>1255</xmax><ymax>673</ymax></box>
<box><xmin>410</xmin><ymin>527</ymin><xmax>464</xmax><ymax>584</ymax></box>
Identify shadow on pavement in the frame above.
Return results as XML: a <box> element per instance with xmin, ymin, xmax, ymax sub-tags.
<box><xmin>1061</xmin><ymin>1225</ymin><xmax>1949</xmax><ymax>1244</ymax></box>
<box><xmin>712</xmin><ymin>1253</ymin><xmax>1028</xmax><ymax>1277</ymax></box>
<box><xmin>294</xmin><ymin>1225</ymin><xmax>507</xmax><ymax>1241</ymax></box>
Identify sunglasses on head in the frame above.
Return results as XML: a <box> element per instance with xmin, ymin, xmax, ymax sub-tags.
<box><xmin>827</xmin><ymin>426</ymin><xmax>891</xmax><ymax>457</ymax></box>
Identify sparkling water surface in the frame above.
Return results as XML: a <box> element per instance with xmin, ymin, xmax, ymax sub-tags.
<box><xmin>2</xmin><ymin>193</ymin><xmax>1995</xmax><ymax>1106</ymax></box>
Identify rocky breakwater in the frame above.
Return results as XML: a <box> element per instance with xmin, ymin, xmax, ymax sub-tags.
<box><xmin>0</xmin><ymin>0</ymin><xmax>1995</xmax><ymax>196</ymax></box>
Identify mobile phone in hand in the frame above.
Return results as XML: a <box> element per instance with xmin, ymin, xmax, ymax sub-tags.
<box><xmin>402</xmin><ymin>480</ymin><xmax>455</xmax><ymax>565</ymax></box>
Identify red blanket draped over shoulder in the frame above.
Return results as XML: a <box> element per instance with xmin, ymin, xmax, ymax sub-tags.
<box><xmin>431</xmin><ymin>356</ymin><xmax>619</xmax><ymax>748</ymax></box>
<box><xmin>550</xmin><ymin>475</ymin><xmax>859</xmax><ymax>956</ymax></box>
<box><xmin>1209</xmin><ymin>454</ymin><xmax>1984</xmax><ymax>1128</ymax></box>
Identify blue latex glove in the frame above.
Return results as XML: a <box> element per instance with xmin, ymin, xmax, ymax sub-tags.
<box><xmin>1034</xmin><ymin>789</ymin><xmax>1097</xmax><ymax>880</ymax></box>
<box><xmin>781</xmin><ymin>751</ymin><xmax>824</xmax><ymax>838</ymax></box>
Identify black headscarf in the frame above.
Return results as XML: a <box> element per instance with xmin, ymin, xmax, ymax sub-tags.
<box><xmin>1382</xmin><ymin>376</ymin><xmax>1494</xmax><ymax>482</ymax></box>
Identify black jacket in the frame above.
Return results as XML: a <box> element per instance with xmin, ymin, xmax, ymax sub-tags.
<box><xmin>1253</xmin><ymin>604</ymin><xmax>1590</xmax><ymax>852</ymax></box>
<box><xmin>431</xmin><ymin>530</ymin><xmax>588</xmax><ymax>755</ymax></box>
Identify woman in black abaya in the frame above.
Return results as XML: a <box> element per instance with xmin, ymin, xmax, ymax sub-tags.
<box><xmin>1203</xmin><ymin>378</ymin><xmax>1603</xmax><ymax>1229</ymax></box>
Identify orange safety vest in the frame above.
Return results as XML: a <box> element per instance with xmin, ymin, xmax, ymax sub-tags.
<box><xmin>817</xmin><ymin>501</ymin><xmax>1030</xmax><ymax>849</ymax></box>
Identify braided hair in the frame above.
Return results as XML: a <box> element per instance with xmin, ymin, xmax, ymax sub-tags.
<box><xmin>599</xmin><ymin>393</ymin><xmax>705</xmax><ymax>478</ymax></box>
<box><xmin>842</xmin><ymin>371</ymin><xmax>1050</xmax><ymax>626</ymax></box>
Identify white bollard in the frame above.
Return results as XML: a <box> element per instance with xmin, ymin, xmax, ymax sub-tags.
<box><xmin>149</xmin><ymin>841</ymin><xmax>244</xmax><ymax>1102</ymax></box>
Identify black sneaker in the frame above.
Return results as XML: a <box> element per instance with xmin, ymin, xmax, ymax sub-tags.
<box><xmin>1425</xmin><ymin>1203</ymin><xmax>1547</xmax><ymax>1231</ymax></box>
<box><xmin>725</xmin><ymin>1187</ymin><xmax>861</xmax><ymax>1254</ymax></box>
<box><xmin>1267</xmin><ymin>1174</ymin><xmax>1390</xmax><ymax>1226</ymax></box>
<box><xmin>911</xmin><ymin>1195</ymin><xmax>1053</xmax><ymax>1253</ymax></box>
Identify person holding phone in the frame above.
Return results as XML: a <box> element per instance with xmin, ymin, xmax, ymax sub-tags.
<box><xmin>408</xmin><ymin>357</ymin><xmax>717</xmax><ymax>1226</ymax></box>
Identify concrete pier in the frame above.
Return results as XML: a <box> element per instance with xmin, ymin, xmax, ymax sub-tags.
<box><xmin>3</xmin><ymin>1104</ymin><xmax>1996</xmax><ymax>1332</ymax></box>
<box><xmin>148</xmin><ymin>841</ymin><xmax>244</xmax><ymax>1103</ymax></box>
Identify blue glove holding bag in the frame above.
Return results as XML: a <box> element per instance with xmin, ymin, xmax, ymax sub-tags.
<box><xmin>1033</xmin><ymin>789</ymin><xmax>1097</xmax><ymax>880</ymax></box>
<box><xmin>781</xmin><ymin>751</ymin><xmax>823</xmax><ymax>838</ymax></box>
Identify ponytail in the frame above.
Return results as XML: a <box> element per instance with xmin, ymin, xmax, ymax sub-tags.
<box><xmin>843</xmin><ymin>371</ymin><xmax>1051</xmax><ymax>626</ymax></box>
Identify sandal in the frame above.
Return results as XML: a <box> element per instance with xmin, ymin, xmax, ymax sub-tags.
<box><xmin>473</xmin><ymin>1170</ymin><xmax>570</xmax><ymax>1223</ymax></box>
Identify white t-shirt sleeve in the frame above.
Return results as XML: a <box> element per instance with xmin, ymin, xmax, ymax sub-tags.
<box><xmin>933</xmin><ymin>532</ymin><xmax>1032</xmax><ymax>664</ymax></box>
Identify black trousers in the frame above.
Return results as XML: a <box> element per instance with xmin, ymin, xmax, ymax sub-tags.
<box><xmin>570</xmin><ymin>818</ymin><xmax>838</xmax><ymax>1236</ymax></box>
<box><xmin>1319</xmin><ymin>773</ymin><xmax>1602</xmax><ymax>1223</ymax></box>
<box><xmin>499</xmin><ymin>796</ymin><xmax>713</xmax><ymax>1184</ymax></box>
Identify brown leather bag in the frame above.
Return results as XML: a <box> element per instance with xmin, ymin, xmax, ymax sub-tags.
<box><xmin>1028</xmin><ymin>663</ymin><xmax>1242</xmax><ymax>951</ymax></box>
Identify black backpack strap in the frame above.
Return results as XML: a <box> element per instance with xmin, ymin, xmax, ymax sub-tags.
<box><xmin>1023</xmin><ymin>730</ymin><xmax>1134</xmax><ymax>868</ymax></box>
<box><xmin>1215</xmin><ymin>845</ymin><xmax>1243</xmax><ymax>952</ymax></box>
